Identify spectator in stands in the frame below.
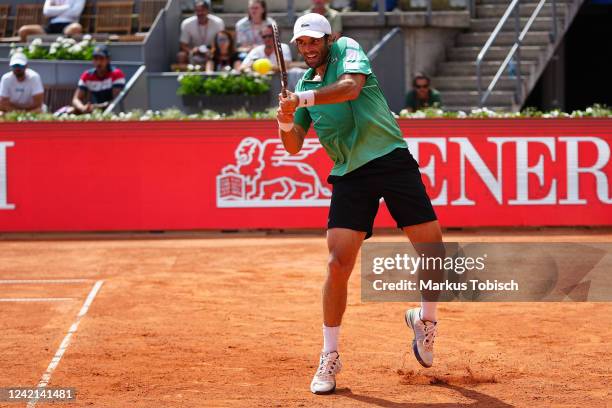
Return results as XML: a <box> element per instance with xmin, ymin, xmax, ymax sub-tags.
<box><xmin>18</xmin><ymin>0</ymin><xmax>85</xmax><ymax>42</ymax></box>
<box><xmin>178</xmin><ymin>0</ymin><xmax>225</xmax><ymax>66</ymax></box>
<box><xmin>331</xmin><ymin>0</ymin><xmax>354</xmax><ymax>11</ymax></box>
<box><xmin>405</xmin><ymin>72</ymin><xmax>442</xmax><ymax>112</ymax></box>
<box><xmin>0</xmin><ymin>53</ymin><xmax>45</xmax><ymax>113</ymax></box>
<box><xmin>235</xmin><ymin>0</ymin><xmax>276</xmax><ymax>55</ymax></box>
<box><xmin>241</xmin><ymin>24</ymin><xmax>292</xmax><ymax>73</ymax></box>
<box><xmin>70</xmin><ymin>45</ymin><xmax>125</xmax><ymax>114</ymax></box>
<box><xmin>206</xmin><ymin>31</ymin><xmax>241</xmax><ymax>72</ymax></box>
<box><xmin>304</xmin><ymin>0</ymin><xmax>342</xmax><ymax>39</ymax></box>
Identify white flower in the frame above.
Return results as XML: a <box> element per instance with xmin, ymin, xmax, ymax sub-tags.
<box><xmin>194</xmin><ymin>65</ymin><xmax>201</xmax><ymax>71</ymax></box>
<box><xmin>457</xmin><ymin>110</ymin><xmax>467</xmax><ymax>118</ymax></box>
<box><xmin>31</xmin><ymin>38</ymin><xmax>43</xmax><ymax>46</ymax></box>
<box><xmin>83</xmin><ymin>34</ymin><xmax>92</xmax><ymax>41</ymax></box>
<box><xmin>187</xmin><ymin>64</ymin><xmax>194</xmax><ymax>71</ymax></box>
<box><xmin>68</xmin><ymin>44</ymin><xmax>83</xmax><ymax>53</ymax></box>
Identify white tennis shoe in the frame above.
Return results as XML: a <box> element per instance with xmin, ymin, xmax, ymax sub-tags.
<box><xmin>405</xmin><ymin>308</ymin><xmax>438</xmax><ymax>368</ymax></box>
<box><xmin>310</xmin><ymin>351</ymin><xmax>342</xmax><ymax>394</ymax></box>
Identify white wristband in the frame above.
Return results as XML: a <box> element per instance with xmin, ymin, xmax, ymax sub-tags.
<box><xmin>278</xmin><ymin>120</ymin><xmax>294</xmax><ymax>132</ymax></box>
<box><xmin>296</xmin><ymin>90</ymin><xmax>315</xmax><ymax>108</ymax></box>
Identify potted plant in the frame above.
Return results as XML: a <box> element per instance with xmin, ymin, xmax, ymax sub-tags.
<box><xmin>12</xmin><ymin>35</ymin><xmax>96</xmax><ymax>61</ymax></box>
<box><xmin>177</xmin><ymin>72</ymin><xmax>271</xmax><ymax>114</ymax></box>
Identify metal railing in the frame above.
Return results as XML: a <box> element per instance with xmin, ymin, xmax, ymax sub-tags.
<box><xmin>367</xmin><ymin>27</ymin><xmax>405</xmax><ymax>112</ymax></box>
<box><xmin>105</xmin><ymin>65</ymin><xmax>147</xmax><ymax>114</ymax></box>
<box><xmin>476</xmin><ymin>0</ymin><xmax>560</xmax><ymax>107</ymax></box>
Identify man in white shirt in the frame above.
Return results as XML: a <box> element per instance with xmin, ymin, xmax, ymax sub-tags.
<box><xmin>241</xmin><ymin>25</ymin><xmax>293</xmax><ymax>72</ymax></box>
<box><xmin>18</xmin><ymin>0</ymin><xmax>84</xmax><ymax>42</ymax></box>
<box><xmin>0</xmin><ymin>53</ymin><xmax>45</xmax><ymax>114</ymax></box>
<box><xmin>177</xmin><ymin>0</ymin><xmax>225</xmax><ymax>66</ymax></box>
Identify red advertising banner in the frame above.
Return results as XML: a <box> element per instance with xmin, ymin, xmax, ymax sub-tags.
<box><xmin>0</xmin><ymin>119</ymin><xmax>611</xmax><ymax>232</ymax></box>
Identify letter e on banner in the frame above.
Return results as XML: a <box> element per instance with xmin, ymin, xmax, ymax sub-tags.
<box><xmin>0</xmin><ymin>142</ymin><xmax>15</xmax><ymax>210</ymax></box>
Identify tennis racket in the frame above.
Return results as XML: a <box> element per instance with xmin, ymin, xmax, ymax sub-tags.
<box><xmin>272</xmin><ymin>23</ymin><xmax>288</xmax><ymax>98</ymax></box>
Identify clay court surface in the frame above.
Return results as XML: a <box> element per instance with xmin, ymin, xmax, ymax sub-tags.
<box><xmin>0</xmin><ymin>228</ymin><xmax>611</xmax><ymax>408</ymax></box>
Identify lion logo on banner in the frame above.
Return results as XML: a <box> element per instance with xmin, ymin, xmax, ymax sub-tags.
<box><xmin>216</xmin><ymin>137</ymin><xmax>332</xmax><ymax>207</ymax></box>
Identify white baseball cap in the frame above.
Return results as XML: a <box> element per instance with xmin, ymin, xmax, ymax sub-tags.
<box><xmin>9</xmin><ymin>52</ymin><xmax>27</xmax><ymax>67</ymax></box>
<box><xmin>291</xmin><ymin>13</ymin><xmax>332</xmax><ymax>42</ymax></box>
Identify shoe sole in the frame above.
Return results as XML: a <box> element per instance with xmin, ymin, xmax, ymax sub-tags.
<box><xmin>404</xmin><ymin>309</ymin><xmax>432</xmax><ymax>368</ymax></box>
<box><xmin>311</xmin><ymin>384</ymin><xmax>336</xmax><ymax>395</ymax></box>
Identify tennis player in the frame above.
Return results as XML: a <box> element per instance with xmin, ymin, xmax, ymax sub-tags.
<box><xmin>277</xmin><ymin>13</ymin><xmax>444</xmax><ymax>395</ymax></box>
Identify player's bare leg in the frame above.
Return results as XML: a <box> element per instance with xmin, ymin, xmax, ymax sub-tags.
<box><xmin>402</xmin><ymin>220</ymin><xmax>444</xmax><ymax>367</ymax></box>
<box><xmin>324</xmin><ymin>228</ymin><xmax>366</xmax><ymax>326</ymax></box>
<box><xmin>310</xmin><ymin>227</ymin><xmax>365</xmax><ymax>394</ymax></box>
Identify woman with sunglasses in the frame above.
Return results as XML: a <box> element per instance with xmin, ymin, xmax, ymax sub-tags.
<box><xmin>206</xmin><ymin>31</ymin><xmax>242</xmax><ymax>72</ymax></box>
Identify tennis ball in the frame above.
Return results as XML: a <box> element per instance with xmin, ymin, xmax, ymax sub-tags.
<box><xmin>252</xmin><ymin>58</ymin><xmax>272</xmax><ymax>75</ymax></box>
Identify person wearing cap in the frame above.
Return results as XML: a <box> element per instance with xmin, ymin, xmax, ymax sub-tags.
<box><xmin>18</xmin><ymin>0</ymin><xmax>84</xmax><ymax>42</ymax></box>
<box><xmin>71</xmin><ymin>45</ymin><xmax>125</xmax><ymax>114</ymax></box>
<box><xmin>0</xmin><ymin>53</ymin><xmax>45</xmax><ymax>113</ymax></box>
<box><xmin>177</xmin><ymin>0</ymin><xmax>225</xmax><ymax>66</ymax></box>
<box><xmin>277</xmin><ymin>13</ymin><xmax>444</xmax><ymax>395</ymax></box>
<box><xmin>303</xmin><ymin>0</ymin><xmax>342</xmax><ymax>40</ymax></box>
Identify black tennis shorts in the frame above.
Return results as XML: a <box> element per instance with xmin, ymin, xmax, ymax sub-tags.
<box><xmin>327</xmin><ymin>147</ymin><xmax>437</xmax><ymax>239</ymax></box>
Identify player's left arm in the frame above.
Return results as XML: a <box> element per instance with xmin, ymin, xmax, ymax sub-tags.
<box><xmin>278</xmin><ymin>73</ymin><xmax>365</xmax><ymax>112</ymax></box>
<box><xmin>311</xmin><ymin>73</ymin><xmax>366</xmax><ymax>104</ymax></box>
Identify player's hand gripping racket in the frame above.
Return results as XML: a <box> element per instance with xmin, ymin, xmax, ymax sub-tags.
<box><xmin>272</xmin><ymin>24</ymin><xmax>288</xmax><ymax>98</ymax></box>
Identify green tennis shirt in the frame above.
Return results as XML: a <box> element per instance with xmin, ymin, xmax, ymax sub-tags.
<box><xmin>293</xmin><ymin>37</ymin><xmax>407</xmax><ymax>177</ymax></box>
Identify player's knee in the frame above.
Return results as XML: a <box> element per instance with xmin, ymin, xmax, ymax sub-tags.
<box><xmin>327</xmin><ymin>253</ymin><xmax>353</xmax><ymax>282</ymax></box>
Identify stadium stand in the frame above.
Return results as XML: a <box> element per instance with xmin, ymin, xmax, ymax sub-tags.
<box><xmin>44</xmin><ymin>84</ymin><xmax>75</xmax><ymax>112</ymax></box>
<box><xmin>138</xmin><ymin>0</ymin><xmax>167</xmax><ymax>32</ymax></box>
<box><xmin>0</xmin><ymin>0</ymin><xmax>591</xmax><ymax>113</ymax></box>
<box><xmin>13</xmin><ymin>4</ymin><xmax>44</xmax><ymax>36</ymax></box>
<box><xmin>95</xmin><ymin>1</ymin><xmax>135</xmax><ymax>34</ymax></box>
<box><xmin>433</xmin><ymin>0</ymin><xmax>583</xmax><ymax>112</ymax></box>
<box><xmin>0</xmin><ymin>5</ymin><xmax>10</xmax><ymax>37</ymax></box>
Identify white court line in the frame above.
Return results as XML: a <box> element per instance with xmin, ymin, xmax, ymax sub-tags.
<box><xmin>0</xmin><ymin>279</ymin><xmax>92</xmax><ymax>284</ymax></box>
<box><xmin>26</xmin><ymin>280</ymin><xmax>104</xmax><ymax>408</ymax></box>
<box><xmin>0</xmin><ymin>298</ymin><xmax>75</xmax><ymax>302</ymax></box>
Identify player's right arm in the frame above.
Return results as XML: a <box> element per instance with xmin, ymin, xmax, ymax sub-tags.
<box><xmin>277</xmin><ymin>105</ymin><xmax>307</xmax><ymax>154</ymax></box>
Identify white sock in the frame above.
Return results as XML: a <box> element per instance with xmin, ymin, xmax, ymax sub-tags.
<box><xmin>322</xmin><ymin>324</ymin><xmax>340</xmax><ymax>353</ymax></box>
<box><xmin>420</xmin><ymin>302</ymin><xmax>437</xmax><ymax>322</ymax></box>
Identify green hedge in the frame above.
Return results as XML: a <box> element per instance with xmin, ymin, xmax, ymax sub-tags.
<box><xmin>0</xmin><ymin>105</ymin><xmax>610</xmax><ymax>122</ymax></box>
<box><xmin>177</xmin><ymin>73</ymin><xmax>271</xmax><ymax>96</ymax></box>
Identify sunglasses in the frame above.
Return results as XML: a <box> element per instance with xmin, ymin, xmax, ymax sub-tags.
<box><xmin>11</xmin><ymin>64</ymin><xmax>25</xmax><ymax>69</ymax></box>
<box><xmin>415</xmin><ymin>84</ymin><xmax>429</xmax><ymax>89</ymax></box>
<box><xmin>261</xmin><ymin>34</ymin><xmax>273</xmax><ymax>39</ymax></box>
<box><xmin>217</xmin><ymin>38</ymin><xmax>229</xmax><ymax>43</ymax></box>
